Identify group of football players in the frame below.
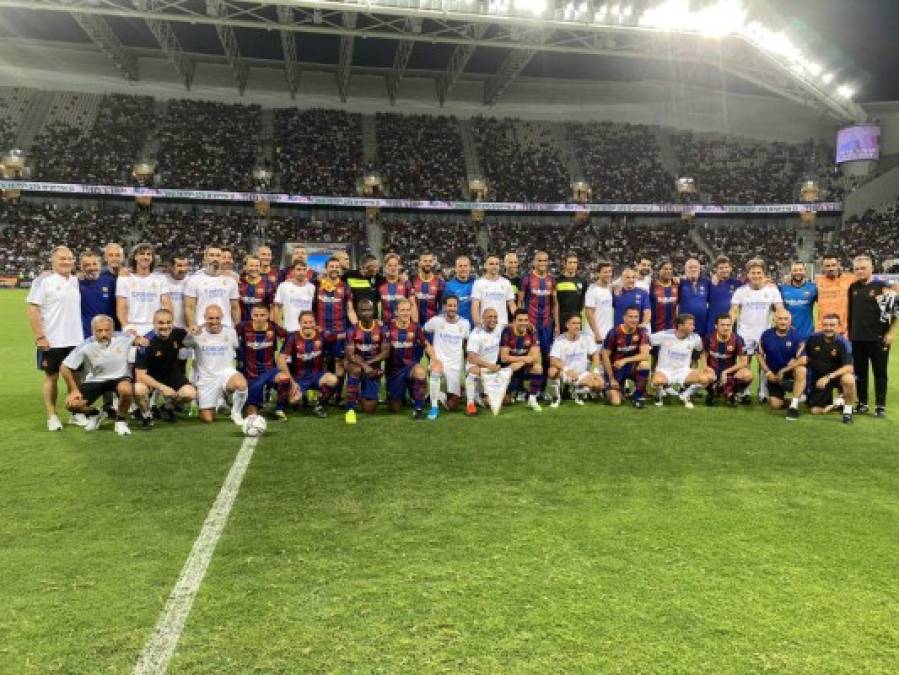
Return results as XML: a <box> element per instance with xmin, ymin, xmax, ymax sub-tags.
<box><xmin>26</xmin><ymin>239</ymin><xmax>897</xmax><ymax>434</ymax></box>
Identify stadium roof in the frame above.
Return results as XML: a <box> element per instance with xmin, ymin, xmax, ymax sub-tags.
<box><xmin>0</xmin><ymin>0</ymin><xmax>882</xmax><ymax>121</ymax></box>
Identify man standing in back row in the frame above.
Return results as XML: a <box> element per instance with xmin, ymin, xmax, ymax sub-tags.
<box><xmin>848</xmin><ymin>255</ymin><xmax>898</xmax><ymax>418</ymax></box>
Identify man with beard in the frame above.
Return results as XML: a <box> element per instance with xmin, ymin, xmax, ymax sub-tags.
<box><xmin>424</xmin><ymin>295</ymin><xmax>471</xmax><ymax>419</ymax></box>
<box><xmin>161</xmin><ymin>254</ymin><xmax>190</xmax><ymax>329</ymax></box>
<box><xmin>814</xmin><ymin>254</ymin><xmax>853</xmax><ymax>335</ymax></box>
<box><xmin>256</xmin><ymin>244</ymin><xmax>279</xmax><ymax>286</ymax></box>
<box><xmin>806</xmin><ymin>314</ymin><xmax>856</xmax><ymax>423</ymax></box>
<box><xmin>650</xmin><ymin>314</ymin><xmax>710</xmax><ymax>409</ymax></box>
<box><xmin>701</xmin><ymin>314</ymin><xmax>753</xmax><ymax>406</ymax></box>
<box><xmin>116</xmin><ymin>243</ymin><xmax>166</xmax><ymax>336</ymax></box>
<box><xmin>500</xmin><ymin>308</ymin><xmax>544</xmax><ymax>412</ymax></box>
<box><xmin>184</xmin><ymin>245</ymin><xmax>241</xmax><ymax>330</ymax></box>
<box><xmin>706</xmin><ymin>256</ymin><xmax>742</xmax><ymax>337</ymax></box>
<box><xmin>472</xmin><ymin>254</ymin><xmax>517</xmax><ymax>329</ymax></box>
<box><xmin>779</xmin><ymin>261</ymin><xmax>817</xmax><ymax>340</ymax></box>
<box><xmin>412</xmin><ymin>251</ymin><xmax>446</xmax><ymax>324</ymax></box>
<box><xmin>134</xmin><ymin>309</ymin><xmax>196</xmax><ymax>426</ymax></box>
<box><xmin>519</xmin><ymin>250</ymin><xmax>555</xmax><ymax>375</ymax></box>
<box><xmin>602</xmin><ymin>306</ymin><xmax>651</xmax><ymax>408</ymax></box>
<box><xmin>585</xmin><ymin>261</ymin><xmax>615</xmax><ymax>347</ymax></box>
<box><xmin>465</xmin><ymin>307</ymin><xmax>504</xmax><ymax>416</ymax></box>
<box><xmin>759</xmin><ymin>308</ymin><xmax>808</xmax><ymax>420</ymax></box>
<box><xmin>503</xmin><ymin>252</ymin><xmax>521</xmax><ymax>297</ymax></box>
<box><xmin>547</xmin><ymin>314</ymin><xmax>604</xmax><ymax>407</ymax></box>
<box><xmin>278</xmin><ymin>310</ymin><xmax>339</xmax><ymax>419</ymax></box>
<box><xmin>315</xmin><ymin>256</ymin><xmax>351</xmax><ymax>394</ymax></box>
<box><xmin>649</xmin><ymin>259</ymin><xmax>679</xmax><ymax>335</ymax></box>
<box><xmin>78</xmin><ymin>250</ymin><xmax>115</xmax><ymax>339</ymax></box>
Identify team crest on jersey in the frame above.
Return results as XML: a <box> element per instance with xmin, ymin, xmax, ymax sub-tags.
<box><xmin>831</xmin><ymin>349</ymin><xmax>837</xmax><ymax>356</ymax></box>
<box><xmin>266</xmin><ymin>331</ymin><xmax>273</xmax><ymax>339</ymax></box>
<box><xmin>155</xmin><ymin>350</ymin><xmax>163</xmax><ymax>357</ymax></box>
<box><xmin>869</xmin><ymin>289</ymin><xmax>877</xmax><ymax>297</ymax></box>
<box><xmin>726</xmin><ymin>345</ymin><xmax>734</xmax><ymax>352</ymax></box>
<box><xmin>786</xmin><ymin>342</ymin><xmax>792</xmax><ymax>347</ymax></box>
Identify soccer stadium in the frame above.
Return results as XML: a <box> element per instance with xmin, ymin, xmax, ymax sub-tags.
<box><xmin>2</xmin><ymin>0</ymin><xmax>899</xmax><ymax>670</ymax></box>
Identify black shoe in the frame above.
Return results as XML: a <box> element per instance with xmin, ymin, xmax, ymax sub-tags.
<box><xmin>740</xmin><ymin>395</ymin><xmax>752</xmax><ymax>406</ymax></box>
<box><xmin>842</xmin><ymin>412</ymin><xmax>853</xmax><ymax>424</ymax></box>
<box><xmin>705</xmin><ymin>394</ymin><xmax>717</xmax><ymax>407</ymax></box>
<box><xmin>162</xmin><ymin>405</ymin><xmax>177</xmax><ymax>423</ymax></box>
<box><xmin>140</xmin><ymin>416</ymin><xmax>154</xmax><ymax>431</ymax></box>
<box><xmin>855</xmin><ymin>403</ymin><xmax>869</xmax><ymax>415</ymax></box>
<box><xmin>632</xmin><ymin>398</ymin><xmax>645</xmax><ymax>409</ymax></box>
<box><xmin>875</xmin><ymin>406</ymin><xmax>886</xmax><ymax>418</ymax></box>
<box><xmin>786</xmin><ymin>407</ymin><xmax>799</xmax><ymax>421</ymax></box>
<box><xmin>727</xmin><ymin>393</ymin><xmax>738</xmax><ymax>406</ymax></box>
<box><xmin>313</xmin><ymin>404</ymin><xmax>328</xmax><ymax>419</ymax></box>
<box><xmin>412</xmin><ymin>408</ymin><xmax>426</xmax><ymax>421</ymax></box>
<box><xmin>103</xmin><ymin>405</ymin><xmax>117</xmax><ymax>418</ymax></box>
<box><xmin>151</xmin><ymin>405</ymin><xmax>163</xmax><ymax>420</ymax></box>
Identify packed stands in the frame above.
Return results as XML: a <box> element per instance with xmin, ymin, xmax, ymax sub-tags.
<box><xmin>834</xmin><ymin>198</ymin><xmax>899</xmax><ymax>270</ymax></box>
<box><xmin>373</xmin><ymin>113</ymin><xmax>466</xmax><ymax>200</ymax></box>
<box><xmin>698</xmin><ymin>222</ymin><xmax>797</xmax><ymax>277</ymax></box>
<box><xmin>275</xmin><ymin>108</ymin><xmax>362</xmax><ymax>196</ymax></box>
<box><xmin>382</xmin><ymin>219</ymin><xmax>483</xmax><ymax>274</ymax></box>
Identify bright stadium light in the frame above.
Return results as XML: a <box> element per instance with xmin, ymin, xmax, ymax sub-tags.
<box><xmin>836</xmin><ymin>85</ymin><xmax>855</xmax><ymax>99</ymax></box>
<box><xmin>821</xmin><ymin>72</ymin><xmax>834</xmax><ymax>84</ymax></box>
<box><xmin>512</xmin><ymin>0</ymin><xmax>546</xmax><ymax>16</ymax></box>
<box><xmin>697</xmin><ymin>0</ymin><xmax>746</xmax><ymax>38</ymax></box>
<box><xmin>639</xmin><ymin>0</ymin><xmax>691</xmax><ymax>32</ymax></box>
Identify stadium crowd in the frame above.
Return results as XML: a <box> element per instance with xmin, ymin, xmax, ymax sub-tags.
<box><xmin>835</xmin><ymin>199</ymin><xmax>899</xmax><ymax>271</ymax></box>
<box><xmin>382</xmin><ymin>218</ymin><xmax>482</xmax><ymax>275</ymax></box>
<box><xmin>698</xmin><ymin>222</ymin><xmax>798</xmax><ymax>278</ymax></box>
<box><xmin>373</xmin><ymin>113</ymin><xmax>466</xmax><ymax>200</ymax></box>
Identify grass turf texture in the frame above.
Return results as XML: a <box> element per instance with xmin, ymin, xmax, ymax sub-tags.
<box><xmin>2</xmin><ymin>288</ymin><xmax>897</xmax><ymax>673</ymax></box>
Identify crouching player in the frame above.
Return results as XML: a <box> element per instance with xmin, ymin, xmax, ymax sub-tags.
<box><xmin>236</xmin><ymin>304</ymin><xmax>290</xmax><ymax>419</ymax></box>
<box><xmin>277</xmin><ymin>311</ymin><xmax>338</xmax><ymax>418</ymax></box>
<box><xmin>185</xmin><ymin>304</ymin><xmax>248</xmax><ymax>424</ymax></box>
<box><xmin>806</xmin><ymin>314</ymin><xmax>857</xmax><ymax>423</ymax></box>
<box><xmin>134</xmin><ymin>308</ymin><xmax>196</xmax><ymax>427</ymax></box>
<box><xmin>344</xmin><ymin>299</ymin><xmax>389</xmax><ymax>424</ymax></box>
<box><xmin>758</xmin><ymin>308</ymin><xmax>807</xmax><ymax>421</ymax></box>
<box><xmin>701</xmin><ymin>314</ymin><xmax>753</xmax><ymax>406</ymax></box>
<box><xmin>601</xmin><ymin>306</ymin><xmax>651</xmax><ymax>408</ymax></box>
<box><xmin>59</xmin><ymin>314</ymin><xmax>142</xmax><ymax>435</ymax></box>
<box><xmin>547</xmin><ymin>314</ymin><xmax>605</xmax><ymax>407</ymax></box>
<box><xmin>464</xmin><ymin>307</ymin><xmax>504</xmax><ymax>416</ymax></box>
<box><xmin>500</xmin><ymin>308</ymin><xmax>544</xmax><ymax>412</ymax></box>
<box><xmin>650</xmin><ymin>313</ymin><xmax>711</xmax><ymax>408</ymax></box>
<box><xmin>386</xmin><ymin>298</ymin><xmax>433</xmax><ymax>420</ymax></box>
<box><xmin>424</xmin><ymin>295</ymin><xmax>471</xmax><ymax>420</ymax></box>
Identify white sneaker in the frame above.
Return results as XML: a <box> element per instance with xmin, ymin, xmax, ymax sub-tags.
<box><xmin>47</xmin><ymin>415</ymin><xmax>63</xmax><ymax>431</ymax></box>
<box><xmin>679</xmin><ymin>393</ymin><xmax>695</xmax><ymax>409</ymax></box>
<box><xmin>68</xmin><ymin>413</ymin><xmax>88</xmax><ymax>427</ymax></box>
<box><xmin>114</xmin><ymin>420</ymin><xmax>131</xmax><ymax>436</ymax></box>
<box><xmin>527</xmin><ymin>395</ymin><xmax>543</xmax><ymax>412</ymax></box>
<box><xmin>573</xmin><ymin>394</ymin><xmax>585</xmax><ymax>406</ymax></box>
<box><xmin>549</xmin><ymin>397</ymin><xmax>561</xmax><ymax>409</ymax></box>
<box><xmin>230</xmin><ymin>409</ymin><xmax>245</xmax><ymax>426</ymax></box>
<box><xmin>85</xmin><ymin>411</ymin><xmax>108</xmax><ymax>432</ymax></box>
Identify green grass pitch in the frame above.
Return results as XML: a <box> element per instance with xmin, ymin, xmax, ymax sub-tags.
<box><xmin>2</xmin><ymin>288</ymin><xmax>898</xmax><ymax>673</ymax></box>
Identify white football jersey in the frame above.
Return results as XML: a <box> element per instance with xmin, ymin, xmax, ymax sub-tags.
<box><xmin>549</xmin><ymin>332</ymin><xmax>598</xmax><ymax>375</ymax></box>
<box><xmin>650</xmin><ymin>330</ymin><xmax>703</xmax><ymax>372</ymax></box>
<box><xmin>184</xmin><ymin>271</ymin><xmax>239</xmax><ymax>327</ymax></box>
<box><xmin>116</xmin><ymin>272</ymin><xmax>166</xmax><ymax>325</ymax></box>
<box><xmin>274</xmin><ymin>281</ymin><xmax>316</xmax><ymax>332</ymax></box>
<box><xmin>185</xmin><ymin>327</ymin><xmax>239</xmax><ymax>382</ymax></box>
<box><xmin>584</xmin><ymin>284</ymin><xmax>614</xmax><ymax>342</ymax></box>
<box><xmin>62</xmin><ymin>334</ymin><xmax>133</xmax><ymax>383</ymax></box>
<box><xmin>163</xmin><ymin>275</ymin><xmax>188</xmax><ymax>328</ymax></box>
<box><xmin>467</xmin><ymin>326</ymin><xmax>502</xmax><ymax>365</ymax></box>
<box><xmin>424</xmin><ymin>315</ymin><xmax>471</xmax><ymax>364</ymax></box>
<box><xmin>26</xmin><ymin>272</ymin><xmax>83</xmax><ymax>348</ymax></box>
<box><xmin>731</xmin><ymin>284</ymin><xmax>783</xmax><ymax>341</ymax></box>
<box><xmin>471</xmin><ymin>276</ymin><xmax>515</xmax><ymax>326</ymax></box>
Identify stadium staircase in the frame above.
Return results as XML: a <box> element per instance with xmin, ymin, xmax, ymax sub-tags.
<box><xmin>13</xmin><ymin>90</ymin><xmax>52</xmax><ymax>150</ymax></box>
<box><xmin>690</xmin><ymin>225</ymin><xmax>716</xmax><ymax>261</ymax></box>
<box><xmin>361</xmin><ymin>114</ymin><xmax>378</xmax><ymax>166</ymax></box>
<box><xmin>457</xmin><ymin>118</ymin><xmax>483</xmax><ymax>196</ymax></box>
<box><xmin>795</xmin><ymin>223</ymin><xmax>817</xmax><ymax>263</ymax></box>
<box><xmin>258</xmin><ymin>108</ymin><xmax>276</xmax><ymax>189</ymax></box>
<box><xmin>366</xmin><ymin>218</ymin><xmax>383</xmax><ymax>258</ymax></box>
<box><xmin>138</xmin><ymin>99</ymin><xmax>165</xmax><ymax>166</ymax></box>
<box><xmin>549</xmin><ymin>122</ymin><xmax>586</xmax><ymax>185</ymax></box>
<box><xmin>653</xmin><ymin>127</ymin><xmax>681</xmax><ymax>178</ymax></box>
<box><xmin>841</xmin><ymin>164</ymin><xmax>899</xmax><ymax>220</ymax></box>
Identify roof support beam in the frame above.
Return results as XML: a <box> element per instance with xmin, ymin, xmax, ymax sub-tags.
<box><xmin>436</xmin><ymin>23</ymin><xmax>487</xmax><ymax>106</ymax></box>
<box><xmin>206</xmin><ymin>0</ymin><xmax>247</xmax><ymax>94</ymax></box>
<box><xmin>133</xmin><ymin>0</ymin><xmax>194</xmax><ymax>89</ymax></box>
<box><xmin>276</xmin><ymin>5</ymin><xmax>301</xmax><ymax>97</ymax></box>
<box><xmin>70</xmin><ymin>13</ymin><xmax>138</xmax><ymax>82</ymax></box>
<box><xmin>483</xmin><ymin>30</ymin><xmax>545</xmax><ymax>106</ymax></box>
<box><xmin>336</xmin><ymin>11</ymin><xmax>356</xmax><ymax>102</ymax></box>
<box><xmin>386</xmin><ymin>17</ymin><xmax>421</xmax><ymax>105</ymax></box>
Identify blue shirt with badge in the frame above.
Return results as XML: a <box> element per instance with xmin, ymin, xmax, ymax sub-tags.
<box><xmin>706</xmin><ymin>277</ymin><xmax>742</xmax><ymax>335</ymax></box>
<box><xmin>444</xmin><ymin>276</ymin><xmax>475</xmax><ymax>324</ymax></box>
<box><xmin>778</xmin><ymin>281</ymin><xmax>817</xmax><ymax>339</ymax></box>
<box><xmin>678</xmin><ymin>277</ymin><xmax>710</xmax><ymax>333</ymax></box>
<box><xmin>759</xmin><ymin>326</ymin><xmax>805</xmax><ymax>373</ymax></box>
<box><xmin>613</xmin><ymin>286</ymin><xmax>650</xmax><ymax>326</ymax></box>
<box><xmin>79</xmin><ymin>270</ymin><xmax>117</xmax><ymax>338</ymax></box>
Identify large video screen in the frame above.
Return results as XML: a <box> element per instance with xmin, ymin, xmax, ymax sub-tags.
<box><xmin>836</xmin><ymin>125</ymin><xmax>881</xmax><ymax>163</ymax></box>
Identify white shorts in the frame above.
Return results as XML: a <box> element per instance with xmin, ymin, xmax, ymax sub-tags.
<box><xmin>196</xmin><ymin>368</ymin><xmax>238</xmax><ymax>409</ymax></box>
<box><xmin>443</xmin><ymin>364</ymin><xmax>462</xmax><ymax>396</ymax></box>
<box><xmin>562</xmin><ymin>370</ymin><xmax>595</xmax><ymax>387</ymax></box>
<box><xmin>656</xmin><ymin>366</ymin><xmax>693</xmax><ymax>387</ymax></box>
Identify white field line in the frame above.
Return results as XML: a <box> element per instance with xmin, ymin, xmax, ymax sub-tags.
<box><xmin>134</xmin><ymin>436</ymin><xmax>258</xmax><ymax>675</ymax></box>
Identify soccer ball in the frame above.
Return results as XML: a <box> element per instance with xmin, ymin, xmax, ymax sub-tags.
<box><xmin>242</xmin><ymin>414</ymin><xmax>267</xmax><ymax>437</ymax></box>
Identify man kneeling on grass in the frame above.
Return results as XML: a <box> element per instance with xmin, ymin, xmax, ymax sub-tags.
<box><xmin>60</xmin><ymin>314</ymin><xmax>146</xmax><ymax>436</ymax></box>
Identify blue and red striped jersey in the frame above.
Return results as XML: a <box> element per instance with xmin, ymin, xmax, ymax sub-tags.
<box><xmin>281</xmin><ymin>329</ymin><xmax>326</xmax><ymax>377</ymax></box>
<box><xmin>650</xmin><ymin>281</ymin><xmax>679</xmax><ymax>332</ymax></box>
<box><xmin>500</xmin><ymin>325</ymin><xmax>540</xmax><ymax>359</ymax></box>
<box><xmin>238</xmin><ymin>275</ymin><xmax>275</xmax><ymax>322</ymax></box>
<box><xmin>377</xmin><ymin>279</ymin><xmax>414</xmax><ymax>324</ymax></box>
<box><xmin>412</xmin><ymin>275</ymin><xmax>446</xmax><ymax>323</ymax></box>
<box><xmin>263</xmin><ymin>266</ymin><xmax>279</xmax><ymax>287</ymax></box>
<box><xmin>520</xmin><ymin>272</ymin><xmax>555</xmax><ymax>328</ymax></box>
<box><xmin>347</xmin><ymin>320</ymin><xmax>386</xmax><ymax>367</ymax></box>
<box><xmin>603</xmin><ymin>325</ymin><xmax>650</xmax><ymax>363</ymax></box>
<box><xmin>315</xmin><ymin>278</ymin><xmax>350</xmax><ymax>337</ymax></box>
<box><xmin>703</xmin><ymin>332</ymin><xmax>745</xmax><ymax>373</ymax></box>
<box><xmin>387</xmin><ymin>321</ymin><xmax>426</xmax><ymax>372</ymax></box>
<box><xmin>236</xmin><ymin>320</ymin><xmax>287</xmax><ymax>379</ymax></box>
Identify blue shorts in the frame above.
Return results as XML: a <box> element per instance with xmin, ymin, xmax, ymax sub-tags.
<box><xmin>535</xmin><ymin>324</ymin><xmax>554</xmax><ymax>356</ymax></box>
<box><xmin>361</xmin><ymin>375</ymin><xmax>381</xmax><ymax>401</ymax></box>
<box><xmin>508</xmin><ymin>363</ymin><xmax>537</xmax><ymax>392</ymax></box>
<box><xmin>322</xmin><ymin>335</ymin><xmax>346</xmax><ymax>361</ymax></box>
<box><xmin>387</xmin><ymin>365</ymin><xmax>418</xmax><ymax>401</ymax></box>
<box><xmin>247</xmin><ymin>368</ymin><xmax>281</xmax><ymax>406</ymax></box>
<box><xmin>611</xmin><ymin>363</ymin><xmax>636</xmax><ymax>386</ymax></box>
<box><xmin>294</xmin><ymin>371</ymin><xmax>325</xmax><ymax>394</ymax></box>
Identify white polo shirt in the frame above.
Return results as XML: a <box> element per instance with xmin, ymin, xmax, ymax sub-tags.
<box><xmin>26</xmin><ymin>272</ymin><xmax>83</xmax><ymax>348</ymax></box>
